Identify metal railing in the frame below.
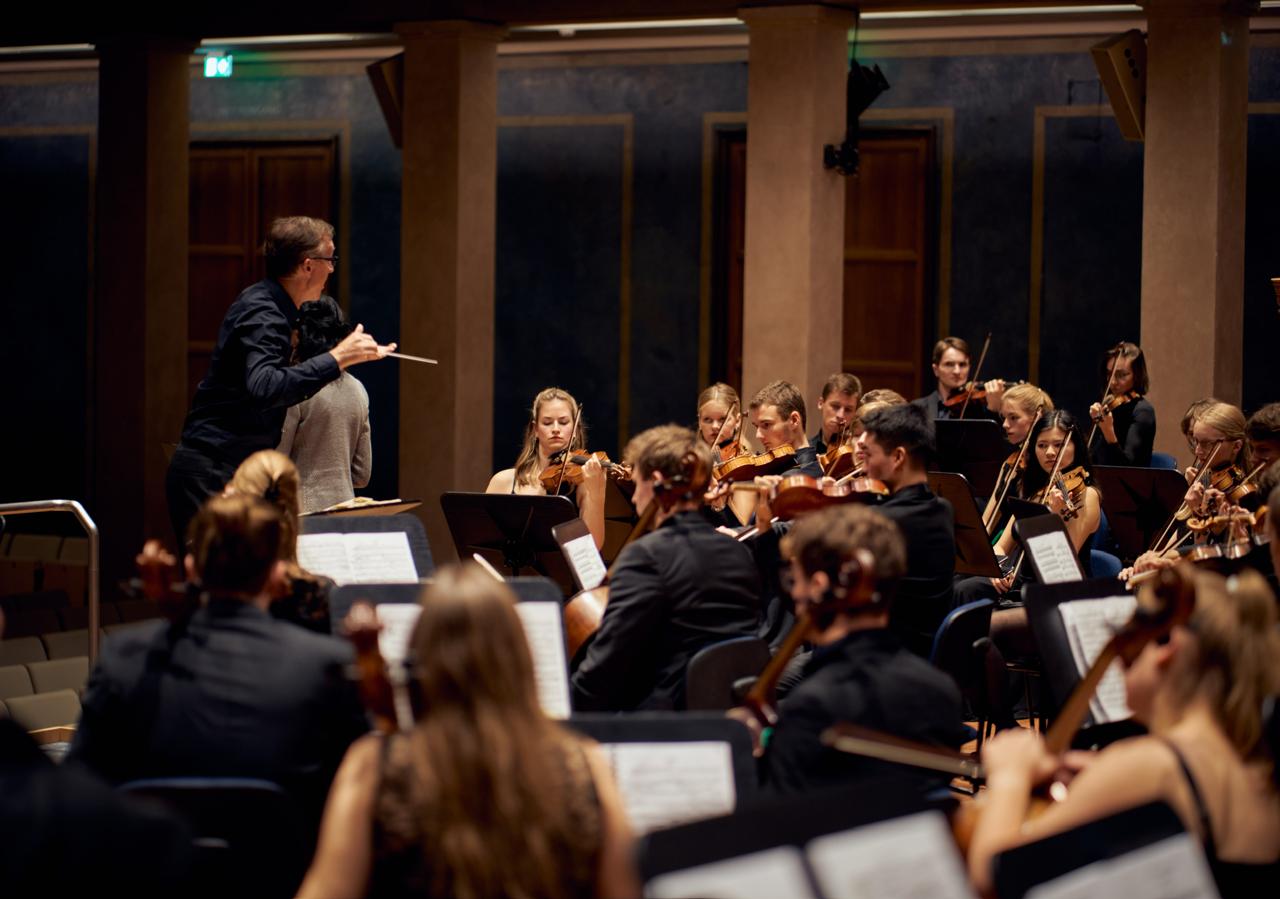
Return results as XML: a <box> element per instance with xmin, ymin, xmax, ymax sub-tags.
<box><xmin>0</xmin><ymin>500</ymin><xmax>100</xmax><ymax>663</ymax></box>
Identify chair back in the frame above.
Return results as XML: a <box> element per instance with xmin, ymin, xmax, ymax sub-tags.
<box><xmin>929</xmin><ymin>599</ymin><xmax>994</xmax><ymax>691</ymax></box>
<box><xmin>120</xmin><ymin>777</ymin><xmax>309</xmax><ymax>899</ymax></box>
<box><xmin>1090</xmin><ymin>550</ymin><xmax>1123</xmax><ymax>579</ymax></box>
<box><xmin>1149</xmin><ymin>452</ymin><xmax>1179</xmax><ymax>471</ymax></box>
<box><xmin>684</xmin><ymin>636</ymin><xmax>771</xmax><ymax>711</ymax></box>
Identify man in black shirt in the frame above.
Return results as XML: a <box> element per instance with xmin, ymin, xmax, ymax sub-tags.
<box><xmin>165</xmin><ymin>216</ymin><xmax>394</xmax><ymax>544</ymax></box>
<box><xmin>750</xmin><ymin>380</ymin><xmax>822</xmax><ymax>478</ymax></box>
<box><xmin>810</xmin><ymin>372</ymin><xmax>862</xmax><ymax>457</ymax></box>
<box><xmin>571</xmin><ymin>425</ymin><xmax>761</xmax><ymax>711</ymax></box>
<box><xmin>751</xmin><ymin>504</ymin><xmax>966</xmax><ymax>795</ymax></box>
<box><xmin>911</xmin><ymin>336</ymin><xmax>1001</xmax><ymax>424</ymax></box>
<box><xmin>859</xmin><ymin>403</ymin><xmax>956</xmax><ymax>656</ymax></box>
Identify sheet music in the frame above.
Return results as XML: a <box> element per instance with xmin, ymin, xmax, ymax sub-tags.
<box><xmin>513</xmin><ymin>602</ymin><xmax>572</xmax><ymax>719</ymax></box>
<box><xmin>807</xmin><ymin>811</ymin><xmax>976</xmax><ymax>899</ymax></box>
<box><xmin>374</xmin><ymin>603</ymin><xmax>422</xmax><ymax>666</ymax></box>
<box><xmin>1025</xmin><ymin>833</ymin><xmax>1219</xmax><ymax>899</ymax></box>
<box><xmin>295</xmin><ymin>532</ymin><xmax>418</xmax><ymax>585</ymax></box>
<box><xmin>605</xmin><ymin>741</ymin><xmax>736</xmax><ymax>834</ymax></box>
<box><xmin>645</xmin><ymin>845</ymin><xmax>816</xmax><ymax>899</ymax></box>
<box><xmin>1058</xmin><ymin>595</ymin><xmax>1137</xmax><ymax>723</ymax></box>
<box><xmin>1025</xmin><ymin>532</ymin><xmax>1082</xmax><ymax>584</ymax></box>
<box><xmin>563</xmin><ymin>531</ymin><xmax>606</xmax><ymax>591</ymax></box>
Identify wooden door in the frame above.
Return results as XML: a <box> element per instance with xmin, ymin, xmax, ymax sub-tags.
<box><xmin>711</xmin><ymin>129</ymin><xmax>935</xmax><ymax>400</ymax></box>
<box><xmin>187</xmin><ymin>142</ymin><xmax>335</xmax><ymax>402</ymax></box>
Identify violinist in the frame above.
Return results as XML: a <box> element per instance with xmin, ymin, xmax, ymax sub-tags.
<box><xmin>1088</xmin><ymin>340</ymin><xmax>1156</xmax><ymax>467</ymax></box>
<box><xmin>749</xmin><ymin>380</ymin><xmax>821</xmax><ymax>477</ymax></box>
<box><xmin>968</xmin><ymin>568</ymin><xmax>1280</xmax><ymax>897</ymax></box>
<box><xmin>570</xmin><ymin>425</ymin><xmax>760</xmax><ymax>712</ymax></box>
<box><xmin>810</xmin><ymin>372</ymin><xmax>862</xmax><ymax>456</ymax></box>
<box><xmin>751</xmin><ymin>505</ymin><xmax>967</xmax><ymax>796</ymax></box>
<box><xmin>485</xmin><ymin>387</ymin><xmax>606</xmax><ymax>550</ymax></box>
<box><xmin>981</xmin><ymin>384</ymin><xmax>1054</xmax><ymax>534</ymax></box>
<box><xmin>1247</xmin><ymin>402</ymin><xmax>1280</xmax><ymax>469</ymax></box>
<box><xmin>910</xmin><ymin>336</ymin><xmax>1000</xmax><ymax>423</ymax></box>
<box><xmin>856</xmin><ymin>404</ymin><xmax>956</xmax><ymax>656</ymax></box>
<box><xmin>698</xmin><ymin>382</ymin><xmax>756</xmax><ymax>525</ymax></box>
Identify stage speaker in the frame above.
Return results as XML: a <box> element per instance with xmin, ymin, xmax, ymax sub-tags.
<box><xmin>1092</xmin><ymin>29</ymin><xmax>1147</xmax><ymax>141</ymax></box>
<box><xmin>366</xmin><ymin>53</ymin><xmax>404</xmax><ymax>149</ymax></box>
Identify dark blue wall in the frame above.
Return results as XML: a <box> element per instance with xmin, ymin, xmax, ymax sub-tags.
<box><xmin>2</xmin><ymin>39</ymin><xmax>1277</xmax><ymax>511</ymax></box>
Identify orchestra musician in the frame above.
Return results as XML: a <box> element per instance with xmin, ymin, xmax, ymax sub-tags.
<box><xmin>751</xmin><ymin>504</ymin><xmax>967</xmax><ymax>796</ymax></box>
<box><xmin>910</xmin><ymin>336</ymin><xmax>1001</xmax><ymax>423</ymax></box>
<box><xmin>981</xmin><ymin>383</ymin><xmax>1054</xmax><ymax>534</ymax></box>
<box><xmin>1247</xmin><ymin>402</ymin><xmax>1280</xmax><ymax>469</ymax></box>
<box><xmin>486</xmin><ymin>387</ymin><xmax>607</xmax><ymax>550</ymax></box>
<box><xmin>697</xmin><ymin>382</ymin><xmax>756</xmax><ymax>525</ymax></box>
<box><xmin>855</xmin><ymin>404</ymin><xmax>956</xmax><ymax>656</ymax></box>
<box><xmin>968</xmin><ymin>568</ymin><xmax>1280</xmax><ymax>897</ymax></box>
<box><xmin>810</xmin><ymin>372</ymin><xmax>863</xmax><ymax>457</ymax></box>
<box><xmin>749</xmin><ymin>380</ymin><xmax>822</xmax><ymax>477</ymax></box>
<box><xmin>1088</xmin><ymin>341</ymin><xmax>1156</xmax><ymax>467</ymax></box>
<box><xmin>570</xmin><ymin>425</ymin><xmax>761</xmax><ymax>712</ymax></box>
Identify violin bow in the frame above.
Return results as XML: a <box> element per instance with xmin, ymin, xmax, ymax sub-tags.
<box><xmin>1150</xmin><ymin>439</ymin><xmax>1223</xmax><ymax>555</ymax></box>
<box><xmin>958</xmin><ymin>331</ymin><xmax>992</xmax><ymax>420</ymax></box>
<box><xmin>1086</xmin><ymin>350</ymin><xmax>1121</xmax><ymax>448</ymax></box>
<box><xmin>711</xmin><ymin>402</ymin><xmax>740</xmax><ymax>454</ymax></box>
<box><xmin>984</xmin><ymin>408</ymin><xmax>1042</xmax><ymax>534</ymax></box>
<box><xmin>550</xmin><ymin>402</ymin><xmax>585</xmax><ymax>497</ymax></box>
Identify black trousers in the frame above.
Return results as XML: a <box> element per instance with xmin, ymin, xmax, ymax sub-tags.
<box><xmin>164</xmin><ymin>446</ymin><xmax>238</xmax><ymax>549</ymax></box>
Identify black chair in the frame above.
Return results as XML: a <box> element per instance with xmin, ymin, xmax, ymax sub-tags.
<box><xmin>119</xmin><ymin>777</ymin><xmax>309</xmax><ymax>899</ymax></box>
<box><xmin>684</xmin><ymin>636</ymin><xmax>771</xmax><ymax>711</ymax></box>
<box><xmin>929</xmin><ymin>599</ymin><xmax>994</xmax><ymax>764</ymax></box>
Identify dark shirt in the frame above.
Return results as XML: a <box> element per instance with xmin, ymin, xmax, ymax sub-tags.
<box><xmin>571</xmin><ymin>507</ymin><xmax>762</xmax><ymax>711</ymax></box>
<box><xmin>877</xmin><ymin>482</ymin><xmax>956</xmax><ymax>654</ymax></box>
<box><xmin>911</xmin><ymin>389</ymin><xmax>1000</xmax><ymax>424</ymax></box>
<box><xmin>179</xmin><ymin>278</ymin><xmax>340</xmax><ymax>464</ymax></box>
<box><xmin>69</xmin><ymin>599</ymin><xmax>368</xmax><ymax>826</ymax></box>
<box><xmin>1091</xmin><ymin>396</ymin><xmax>1156</xmax><ymax>467</ymax></box>
<box><xmin>781</xmin><ymin>444</ymin><xmax>823</xmax><ymax>478</ymax></box>
<box><xmin>761</xmin><ymin>628</ymin><xmax>966</xmax><ymax>795</ymax></box>
<box><xmin>810</xmin><ymin>431</ymin><xmax>829</xmax><ymax>457</ymax></box>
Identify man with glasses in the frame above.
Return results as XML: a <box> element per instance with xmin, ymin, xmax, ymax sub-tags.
<box><xmin>165</xmin><ymin>216</ymin><xmax>395</xmax><ymax>544</ymax></box>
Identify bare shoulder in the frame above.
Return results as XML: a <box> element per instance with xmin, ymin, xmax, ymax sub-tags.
<box><xmin>486</xmin><ymin>468</ymin><xmax>516</xmax><ymax>494</ymax></box>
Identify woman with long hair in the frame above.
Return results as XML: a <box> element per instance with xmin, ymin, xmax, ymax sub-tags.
<box><xmin>981</xmin><ymin>383</ymin><xmax>1054</xmax><ymax>533</ymax></box>
<box><xmin>277</xmin><ymin>296</ymin><xmax>372</xmax><ymax>514</ymax></box>
<box><xmin>486</xmin><ymin>387</ymin><xmax>607</xmax><ymax>549</ymax></box>
<box><xmin>1088</xmin><ymin>341</ymin><xmax>1156</xmax><ymax>467</ymax></box>
<box><xmin>969</xmin><ymin>568</ymin><xmax>1280</xmax><ymax>896</ymax></box>
<box><xmin>298</xmin><ymin>564</ymin><xmax>637</xmax><ymax>899</ymax></box>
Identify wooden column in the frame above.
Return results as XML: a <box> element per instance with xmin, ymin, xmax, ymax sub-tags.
<box><xmin>1140</xmin><ymin>0</ymin><xmax>1249</xmax><ymax>455</ymax></box>
<box><xmin>397</xmin><ymin>21</ymin><xmax>504</xmax><ymax>563</ymax></box>
<box><xmin>739</xmin><ymin>4</ymin><xmax>855</xmax><ymax>406</ymax></box>
<box><xmin>92</xmin><ymin>39</ymin><xmax>192</xmax><ymax>585</ymax></box>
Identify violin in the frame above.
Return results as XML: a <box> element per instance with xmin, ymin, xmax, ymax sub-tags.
<box><xmin>343</xmin><ymin>601</ymin><xmax>403</xmax><ymax>734</ymax></box>
<box><xmin>1174</xmin><ymin>461</ymin><xmax>1244</xmax><ymax>522</ymax></box>
<box><xmin>539</xmin><ymin>449</ymin><xmax>631</xmax><ymax>492</ymax></box>
<box><xmin>767</xmin><ymin>474</ymin><xmax>887</xmax><ymax>521</ymax></box>
<box><xmin>132</xmin><ymin>539</ymin><xmax>199</xmax><ymax>624</ymax></box>
<box><xmin>1090</xmin><ymin>390</ymin><xmax>1141</xmax><ymax>422</ymax></box>
<box><xmin>1031</xmin><ymin>464</ymin><xmax>1089</xmax><ymax>521</ymax></box>
<box><xmin>940</xmin><ymin>379</ymin><xmax>1024</xmax><ymax>409</ymax></box>
<box><xmin>819</xmin><ymin>440</ymin><xmax>858</xmax><ymax>480</ymax></box>
<box><xmin>713</xmin><ymin>444</ymin><xmax>796</xmax><ymax>483</ymax></box>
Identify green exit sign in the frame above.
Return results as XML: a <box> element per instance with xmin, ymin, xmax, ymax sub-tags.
<box><xmin>204</xmin><ymin>55</ymin><xmax>233</xmax><ymax>78</ymax></box>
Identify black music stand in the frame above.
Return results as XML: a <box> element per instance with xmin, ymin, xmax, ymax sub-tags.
<box><xmin>1013</xmin><ymin>513</ymin><xmax>1084</xmax><ymax>584</ymax></box>
<box><xmin>926</xmin><ymin>471</ymin><xmax>1002</xmax><ymax>578</ymax></box>
<box><xmin>298</xmin><ymin>512</ymin><xmax>435</xmax><ymax>575</ymax></box>
<box><xmin>992</xmin><ymin>801</ymin><xmax>1191</xmax><ymax>899</ymax></box>
<box><xmin>440</xmin><ymin>492</ymin><xmax>580</xmax><ymax>594</ymax></box>
<box><xmin>931</xmin><ymin>419</ymin><xmax>1008</xmax><ymax>498</ymax></box>
<box><xmin>602</xmin><ymin>479</ymin><xmax>638</xmax><ymax>564</ymax></box>
<box><xmin>1090</xmin><ymin>466</ymin><xmax>1190</xmax><ymax>563</ymax></box>
<box><xmin>1021</xmin><ymin>578</ymin><xmax>1147</xmax><ymax>748</ymax></box>
<box><xmin>327</xmin><ymin>576</ymin><xmax>566</xmax><ymax>631</ymax></box>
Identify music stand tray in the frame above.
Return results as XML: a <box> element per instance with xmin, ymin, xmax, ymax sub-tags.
<box><xmin>930</xmin><ymin>420</ymin><xmax>1009</xmax><ymax>498</ymax></box>
<box><xmin>441</xmin><ymin>492</ymin><xmax>580</xmax><ymax>594</ymax></box>
<box><xmin>926</xmin><ymin>471</ymin><xmax>1002</xmax><ymax>578</ymax></box>
<box><xmin>1090</xmin><ymin>465</ymin><xmax>1190</xmax><ymax>563</ymax></box>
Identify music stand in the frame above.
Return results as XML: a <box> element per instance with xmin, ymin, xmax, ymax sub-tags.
<box><xmin>328</xmin><ymin>575</ymin><xmax>567</xmax><ymax>634</ymax></box>
<box><xmin>926</xmin><ymin>472</ymin><xmax>1002</xmax><ymax>578</ymax></box>
<box><xmin>1012</xmin><ymin>513</ymin><xmax>1084</xmax><ymax>584</ymax></box>
<box><xmin>1090</xmin><ymin>466</ymin><xmax>1189</xmax><ymax>562</ymax></box>
<box><xmin>441</xmin><ymin>492</ymin><xmax>579</xmax><ymax>594</ymax></box>
<box><xmin>299</xmin><ymin>512</ymin><xmax>435</xmax><ymax>575</ymax></box>
<box><xmin>930</xmin><ymin>419</ymin><xmax>1008</xmax><ymax>498</ymax></box>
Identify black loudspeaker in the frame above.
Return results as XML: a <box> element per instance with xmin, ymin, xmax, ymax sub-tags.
<box><xmin>1092</xmin><ymin>29</ymin><xmax>1147</xmax><ymax>141</ymax></box>
<box><xmin>366</xmin><ymin>53</ymin><xmax>404</xmax><ymax>149</ymax></box>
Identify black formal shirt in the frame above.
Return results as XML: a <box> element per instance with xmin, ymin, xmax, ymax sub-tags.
<box><xmin>69</xmin><ymin>599</ymin><xmax>368</xmax><ymax>826</ymax></box>
<box><xmin>911</xmin><ymin>390</ymin><xmax>1000</xmax><ymax>424</ymax></box>
<box><xmin>781</xmin><ymin>444</ymin><xmax>823</xmax><ymax>478</ymax></box>
<box><xmin>761</xmin><ymin>628</ymin><xmax>966</xmax><ymax>795</ymax></box>
<box><xmin>179</xmin><ymin>278</ymin><xmax>340</xmax><ymax>465</ymax></box>
<box><xmin>877</xmin><ymin>482</ymin><xmax>956</xmax><ymax>654</ymax></box>
<box><xmin>810</xmin><ymin>430</ymin><xmax>829</xmax><ymax>457</ymax></box>
<box><xmin>570</xmin><ymin>507</ymin><xmax>761</xmax><ymax>711</ymax></box>
<box><xmin>1091</xmin><ymin>396</ymin><xmax>1156</xmax><ymax>467</ymax></box>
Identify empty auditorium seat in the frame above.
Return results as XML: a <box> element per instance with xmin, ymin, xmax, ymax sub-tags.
<box><xmin>0</xmin><ymin>637</ymin><xmax>47</xmax><ymax>666</ymax></box>
<box><xmin>42</xmin><ymin>629</ymin><xmax>92</xmax><ymax>660</ymax></box>
<box><xmin>27</xmin><ymin>657</ymin><xmax>89</xmax><ymax>695</ymax></box>
<box><xmin>5</xmin><ymin>688</ymin><xmax>80</xmax><ymax>731</ymax></box>
<box><xmin>0</xmin><ymin>664</ymin><xmax>34</xmax><ymax>701</ymax></box>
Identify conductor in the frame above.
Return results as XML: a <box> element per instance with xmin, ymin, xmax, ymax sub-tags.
<box><xmin>165</xmin><ymin>216</ymin><xmax>394</xmax><ymax>544</ymax></box>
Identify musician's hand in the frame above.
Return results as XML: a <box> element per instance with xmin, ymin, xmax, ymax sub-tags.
<box><xmin>580</xmin><ymin>455</ymin><xmax>606</xmax><ymax>496</ymax></box>
<box><xmin>1184</xmin><ymin>480</ymin><xmax>1207</xmax><ymax>514</ymax></box>
<box><xmin>330</xmin><ymin>324</ymin><xmax>397</xmax><ymax>370</ymax></box>
<box><xmin>1201</xmin><ymin>487</ymin><xmax>1227</xmax><ymax>516</ymax></box>
<box><xmin>726</xmin><ymin>707</ymin><xmax>766</xmax><ymax>758</ymax></box>
<box><xmin>342</xmin><ymin>600</ymin><xmax>382</xmax><ymax>655</ymax></box>
<box><xmin>984</xmin><ymin>380</ymin><xmax>1005</xmax><ymax>412</ymax></box>
<box><xmin>990</xmin><ymin>575</ymin><xmax>1014</xmax><ymax>594</ymax></box>
<box><xmin>1045</xmin><ymin>487</ymin><xmax>1067</xmax><ymax>517</ymax></box>
<box><xmin>1183</xmin><ymin>465</ymin><xmax>1199</xmax><ymax>486</ymax></box>
<box><xmin>981</xmin><ymin>727</ymin><xmax>1057</xmax><ymax>788</ymax></box>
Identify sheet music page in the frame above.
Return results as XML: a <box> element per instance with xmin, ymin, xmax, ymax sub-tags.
<box><xmin>295</xmin><ymin>533</ymin><xmax>355</xmax><ymax>584</ymax></box>
<box><xmin>374</xmin><ymin>603</ymin><xmax>422</xmax><ymax>667</ymax></box>
<box><xmin>1025</xmin><ymin>532</ymin><xmax>1082</xmax><ymax>584</ymax></box>
<box><xmin>645</xmin><ymin>845</ymin><xmax>816</xmax><ymax>899</ymax></box>
<box><xmin>806</xmin><ymin>811</ymin><xmax>976</xmax><ymax>899</ymax></box>
<box><xmin>605</xmin><ymin>741</ymin><xmax>737</xmax><ymax>834</ymax></box>
<box><xmin>1058</xmin><ymin>595</ymin><xmax>1137</xmax><ymax>723</ymax></box>
<box><xmin>562</xmin><ymin>531</ymin><xmax>606</xmax><ymax>591</ymax></box>
<box><xmin>343</xmin><ymin>532</ymin><xmax>419</xmax><ymax>584</ymax></box>
<box><xmin>513</xmin><ymin>602</ymin><xmax>571</xmax><ymax>719</ymax></box>
<box><xmin>1025</xmin><ymin>833</ymin><xmax>1219</xmax><ymax>899</ymax></box>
